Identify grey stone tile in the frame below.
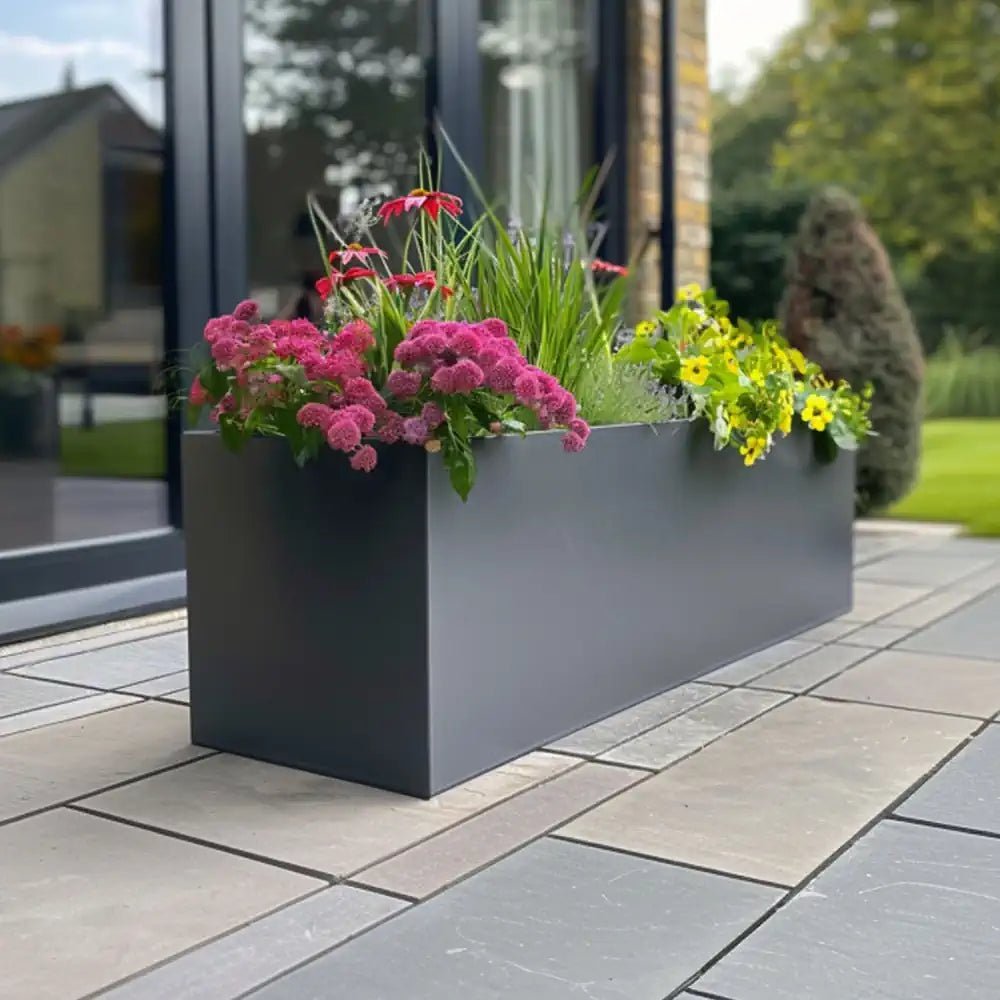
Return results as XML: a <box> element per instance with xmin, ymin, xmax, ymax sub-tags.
<box><xmin>748</xmin><ymin>643</ymin><xmax>872</xmax><ymax>693</ymax></box>
<box><xmin>602</xmin><ymin>688</ymin><xmax>789</xmax><ymax>770</ymax></box>
<box><xmin>696</xmin><ymin>820</ymin><xmax>1000</xmax><ymax>1000</ymax></box>
<box><xmin>0</xmin><ymin>808</ymin><xmax>321</xmax><ymax>1000</ymax></box>
<box><xmin>896</xmin><ymin>724</ymin><xmax>1000</xmax><ymax>835</ymax></box>
<box><xmin>900</xmin><ymin>589</ymin><xmax>1000</xmax><ymax>661</ymax></box>
<box><xmin>83</xmin><ymin>751</ymin><xmax>576</xmax><ymax>877</ymax></box>
<box><xmin>959</xmin><ymin>563</ymin><xmax>1000</xmax><ymax>595</ymax></box>
<box><xmin>839</xmin><ymin>623</ymin><xmax>913</xmax><ymax>648</ymax></box>
<box><xmin>161</xmin><ymin>687</ymin><xmax>189</xmax><ymax>704</ymax></box>
<box><xmin>881</xmin><ymin>588</ymin><xmax>979</xmax><ymax>628</ymax></box>
<box><xmin>699</xmin><ymin>640</ymin><xmax>818</xmax><ymax>685</ymax></box>
<box><xmin>562</xmin><ymin>698</ymin><xmax>973</xmax><ymax>885</ymax></box>
<box><xmin>11</xmin><ymin>631</ymin><xmax>188</xmax><ymax>689</ymax></box>
<box><xmin>255</xmin><ymin>838</ymin><xmax>782</xmax><ymax>1000</ymax></box>
<box><xmin>547</xmin><ymin>683</ymin><xmax>720</xmax><ymax>755</ymax></box>
<box><xmin>856</xmin><ymin>553</ymin><xmax>991</xmax><ymax>587</ymax></box>
<box><xmin>0</xmin><ymin>692</ymin><xmax>140</xmax><ymax>736</ymax></box>
<box><xmin>814</xmin><ymin>649</ymin><xmax>1000</xmax><ymax>719</ymax></box>
<box><xmin>0</xmin><ymin>673</ymin><xmax>89</xmax><ymax>717</ymax></box>
<box><xmin>795</xmin><ymin>620</ymin><xmax>859</xmax><ymax>643</ymax></box>
<box><xmin>357</xmin><ymin>763</ymin><xmax>644</xmax><ymax>899</ymax></box>
<box><xmin>100</xmin><ymin>886</ymin><xmax>406</xmax><ymax>1000</ymax></box>
<box><xmin>120</xmin><ymin>670</ymin><xmax>189</xmax><ymax>697</ymax></box>
<box><xmin>849</xmin><ymin>580</ymin><xmax>930</xmax><ymax>622</ymax></box>
<box><xmin>0</xmin><ymin>701</ymin><xmax>206</xmax><ymax>821</ymax></box>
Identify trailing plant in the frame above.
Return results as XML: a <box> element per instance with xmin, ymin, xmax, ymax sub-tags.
<box><xmin>924</xmin><ymin>328</ymin><xmax>1000</xmax><ymax>419</ymax></box>
<box><xmin>616</xmin><ymin>284</ymin><xmax>873</xmax><ymax>466</ymax></box>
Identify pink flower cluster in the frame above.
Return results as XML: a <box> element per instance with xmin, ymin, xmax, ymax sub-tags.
<box><xmin>390</xmin><ymin>318</ymin><xmax>590</xmax><ymax>452</ymax></box>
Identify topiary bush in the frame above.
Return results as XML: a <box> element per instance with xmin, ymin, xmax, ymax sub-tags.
<box><xmin>780</xmin><ymin>188</ymin><xmax>924</xmax><ymax>514</ymax></box>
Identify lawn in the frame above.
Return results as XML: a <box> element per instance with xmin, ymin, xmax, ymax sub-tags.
<box><xmin>890</xmin><ymin>419</ymin><xmax>1000</xmax><ymax>536</ymax></box>
<box><xmin>60</xmin><ymin>419</ymin><xmax>166</xmax><ymax>479</ymax></box>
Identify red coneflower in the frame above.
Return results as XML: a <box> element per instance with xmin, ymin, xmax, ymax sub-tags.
<box><xmin>329</xmin><ymin>243</ymin><xmax>387</xmax><ymax>266</ymax></box>
<box><xmin>590</xmin><ymin>258</ymin><xmax>628</xmax><ymax>277</ymax></box>
<box><xmin>383</xmin><ymin>271</ymin><xmax>453</xmax><ymax>298</ymax></box>
<box><xmin>377</xmin><ymin>189</ymin><xmax>463</xmax><ymax>224</ymax></box>
<box><xmin>315</xmin><ymin>267</ymin><xmax>377</xmax><ymax>300</ymax></box>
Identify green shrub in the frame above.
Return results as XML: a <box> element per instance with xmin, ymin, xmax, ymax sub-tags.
<box><xmin>780</xmin><ymin>188</ymin><xmax>924</xmax><ymax>514</ymax></box>
<box><xmin>925</xmin><ymin>330</ymin><xmax>1000</xmax><ymax>419</ymax></box>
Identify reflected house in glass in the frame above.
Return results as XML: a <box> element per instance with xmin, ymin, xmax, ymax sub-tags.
<box><xmin>0</xmin><ymin>0</ymin><xmax>710</xmax><ymax>640</ymax></box>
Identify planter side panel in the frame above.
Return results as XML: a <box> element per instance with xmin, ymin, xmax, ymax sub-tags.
<box><xmin>184</xmin><ymin>433</ymin><xmax>433</xmax><ymax>795</ymax></box>
<box><xmin>427</xmin><ymin>424</ymin><xmax>852</xmax><ymax>791</ymax></box>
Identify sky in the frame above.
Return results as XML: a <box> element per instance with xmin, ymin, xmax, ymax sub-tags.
<box><xmin>708</xmin><ymin>0</ymin><xmax>807</xmax><ymax>89</ymax></box>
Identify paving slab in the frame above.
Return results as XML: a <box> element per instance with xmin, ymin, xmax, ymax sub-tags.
<box><xmin>0</xmin><ymin>807</ymin><xmax>321</xmax><ymax>1000</ymax></box>
<box><xmin>601</xmin><ymin>688</ymin><xmax>789</xmax><ymax>770</ymax></box>
<box><xmin>357</xmin><ymin>762</ymin><xmax>644</xmax><ymax>899</ymax></box>
<box><xmin>83</xmin><ymin>750</ymin><xmax>577</xmax><ymax>877</ymax></box>
<box><xmin>546</xmin><ymin>683</ymin><xmax>720</xmax><ymax>756</ymax></box>
<box><xmin>561</xmin><ymin>697</ymin><xmax>974</xmax><ymax>885</ymax></box>
<box><xmin>814</xmin><ymin>648</ymin><xmax>1000</xmax><ymax>718</ymax></box>
<box><xmin>120</xmin><ymin>671</ymin><xmax>189</xmax><ymax>697</ymax></box>
<box><xmin>11</xmin><ymin>631</ymin><xmax>188</xmax><ymax>690</ymax></box>
<box><xmin>795</xmin><ymin>620</ymin><xmax>859</xmax><ymax>643</ymax></box>
<box><xmin>254</xmin><ymin>837</ymin><xmax>782</xmax><ymax>1000</ymax></box>
<box><xmin>0</xmin><ymin>701</ymin><xmax>206</xmax><ymax>821</ymax></box>
<box><xmin>748</xmin><ymin>643</ymin><xmax>872</xmax><ymax>694</ymax></box>
<box><xmin>899</xmin><ymin>588</ymin><xmax>1000</xmax><ymax>661</ymax></box>
<box><xmin>847</xmin><ymin>580</ymin><xmax>930</xmax><ymax>622</ymax></box>
<box><xmin>839</xmin><ymin>623</ymin><xmax>913</xmax><ymax>648</ymax></box>
<box><xmin>0</xmin><ymin>673</ymin><xmax>90</xmax><ymax>717</ymax></box>
<box><xmin>100</xmin><ymin>885</ymin><xmax>407</xmax><ymax>1000</ymax></box>
<box><xmin>699</xmin><ymin>640</ymin><xmax>818</xmax><ymax>685</ymax></box>
<box><xmin>895</xmin><ymin>724</ymin><xmax>1000</xmax><ymax>835</ymax></box>
<box><xmin>161</xmin><ymin>687</ymin><xmax>189</xmax><ymax>704</ymax></box>
<box><xmin>696</xmin><ymin>820</ymin><xmax>1000</xmax><ymax>1000</ymax></box>
<box><xmin>0</xmin><ymin>692</ymin><xmax>140</xmax><ymax>737</ymax></box>
<box><xmin>881</xmin><ymin>587</ymin><xmax>979</xmax><ymax>628</ymax></box>
<box><xmin>855</xmin><ymin>553</ymin><xmax>991</xmax><ymax>587</ymax></box>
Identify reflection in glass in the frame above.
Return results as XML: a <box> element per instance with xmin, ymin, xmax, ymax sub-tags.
<box><xmin>480</xmin><ymin>0</ymin><xmax>596</xmax><ymax>225</ymax></box>
<box><xmin>0</xmin><ymin>2</ymin><xmax>167</xmax><ymax>552</ymax></box>
<box><xmin>244</xmin><ymin>0</ymin><xmax>428</xmax><ymax>322</ymax></box>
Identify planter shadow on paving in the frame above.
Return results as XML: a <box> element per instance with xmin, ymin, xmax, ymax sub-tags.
<box><xmin>184</xmin><ymin>425</ymin><xmax>852</xmax><ymax>796</ymax></box>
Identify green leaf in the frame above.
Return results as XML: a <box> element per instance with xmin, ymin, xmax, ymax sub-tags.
<box><xmin>186</xmin><ymin>402</ymin><xmax>203</xmax><ymax>427</ymax></box>
<box><xmin>200</xmin><ymin>365</ymin><xmax>227</xmax><ymax>400</ymax></box>
<box><xmin>219</xmin><ymin>417</ymin><xmax>245</xmax><ymax>453</ymax></box>
<box><xmin>812</xmin><ymin>428</ymin><xmax>839</xmax><ymax>464</ymax></box>
<box><xmin>501</xmin><ymin>417</ymin><xmax>527</xmax><ymax>435</ymax></box>
<box><xmin>441</xmin><ymin>433</ymin><xmax>476</xmax><ymax>501</ymax></box>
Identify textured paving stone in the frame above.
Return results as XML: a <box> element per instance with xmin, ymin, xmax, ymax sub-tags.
<box><xmin>602</xmin><ymin>688</ymin><xmax>789</xmax><ymax>770</ymax></box>
<box><xmin>161</xmin><ymin>687</ymin><xmax>189</xmax><ymax>704</ymax></box>
<box><xmin>0</xmin><ymin>701</ymin><xmax>205</xmax><ymax>820</ymax></box>
<box><xmin>840</xmin><ymin>623</ymin><xmax>913</xmax><ymax>649</ymax></box>
<box><xmin>696</xmin><ymin>821</ymin><xmax>1000</xmax><ymax>1000</ymax></box>
<box><xmin>847</xmin><ymin>581</ymin><xmax>929</xmax><ymax>622</ymax></box>
<box><xmin>0</xmin><ymin>673</ymin><xmax>89</xmax><ymax>717</ymax></box>
<box><xmin>0</xmin><ymin>808</ymin><xmax>321</xmax><ymax>1000</ymax></box>
<box><xmin>815</xmin><ymin>649</ymin><xmax>1000</xmax><ymax>718</ymax></box>
<box><xmin>84</xmin><ymin>751</ymin><xmax>576</xmax><ymax>877</ymax></box>
<box><xmin>255</xmin><ymin>838</ymin><xmax>782</xmax><ymax>1000</ymax></box>
<box><xmin>562</xmin><ymin>698</ymin><xmax>973</xmax><ymax>885</ymax></box>
<box><xmin>120</xmin><ymin>671</ymin><xmax>189</xmax><ymax>697</ymax></box>
<box><xmin>547</xmin><ymin>683</ymin><xmax>719</xmax><ymax>755</ymax></box>
<box><xmin>0</xmin><ymin>692</ymin><xmax>140</xmax><ymax>737</ymax></box>
<box><xmin>900</xmin><ymin>589</ymin><xmax>1000</xmax><ymax>661</ymax></box>
<box><xmin>895</xmin><ymin>724</ymin><xmax>1000</xmax><ymax>835</ymax></box>
<box><xmin>12</xmin><ymin>631</ymin><xmax>188</xmax><ymax>689</ymax></box>
<box><xmin>856</xmin><ymin>553</ymin><xmax>991</xmax><ymax>587</ymax></box>
<box><xmin>748</xmin><ymin>644</ymin><xmax>872</xmax><ymax>694</ymax></box>
<box><xmin>357</xmin><ymin>762</ymin><xmax>644</xmax><ymax>899</ymax></box>
<box><xmin>699</xmin><ymin>640</ymin><xmax>818</xmax><ymax>685</ymax></box>
<box><xmin>795</xmin><ymin>620</ymin><xmax>859</xmax><ymax>643</ymax></box>
<box><xmin>881</xmin><ymin>588</ymin><xmax>979</xmax><ymax>628</ymax></box>
<box><xmin>100</xmin><ymin>886</ymin><xmax>406</xmax><ymax>1000</ymax></box>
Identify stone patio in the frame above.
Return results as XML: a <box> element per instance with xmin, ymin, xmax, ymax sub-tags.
<box><xmin>2</xmin><ymin>525</ymin><xmax>999</xmax><ymax>999</ymax></box>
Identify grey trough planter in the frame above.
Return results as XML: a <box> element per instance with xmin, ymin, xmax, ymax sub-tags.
<box><xmin>183</xmin><ymin>424</ymin><xmax>853</xmax><ymax>797</ymax></box>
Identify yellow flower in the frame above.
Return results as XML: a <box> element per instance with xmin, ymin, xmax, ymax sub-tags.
<box><xmin>748</xmin><ymin>368</ymin><xmax>765</xmax><ymax>386</ymax></box>
<box><xmin>777</xmin><ymin>390</ymin><xmax>793</xmax><ymax>434</ymax></box>
<box><xmin>772</xmin><ymin>345</ymin><xmax>790</xmax><ymax>369</ymax></box>
<box><xmin>635</xmin><ymin>320</ymin><xmax>657</xmax><ymax>339</ymax></box>
<box><xmin>801</xmin><ymin>393</ymin><xmax>834</xmax><ymax>431</ymax></box>
<box><xmin>728</xmin><ymin>406</ymin><xmax>748</xmax><ymax>430</ymax></box>
<box><xmin>678</xmin><ymin>283</ymin><xmax>703</xmax><ymax>301</ymax></box>
<box><xmin>739</xmin><ymin>435</ymin><xmax>767</xmax><ymax>466</ymax></box>
<box><xmin>788</xmin><ymin>348</ymin><xmax>807</xmax><ymax>374</ymax></box>
<box><xmin>680</xmin><ymin>355</ymin><xmax>710</xmax><ymax>386</ymax></box>
<box><xmin>724</xmin><ymin>351</ymin><xmax>739</xmax><ymax>373</ymax></box>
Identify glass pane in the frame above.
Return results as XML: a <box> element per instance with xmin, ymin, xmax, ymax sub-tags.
<box><xmin>243</xmin><ymin>0</ymin><xmax>428</xmax><ymax>323</ymax></box>
<box><xmin>479</xmin><ymin>0</ymin><xmax>596</xmax><ymax>224</ymax></box>
<box><xmin>0</xmin><ymin>1</ymin><xmax>168</xmax><ymax>552</ymax></box>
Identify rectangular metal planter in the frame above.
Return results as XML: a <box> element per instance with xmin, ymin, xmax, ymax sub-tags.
<box><xmin>183</xmin><ymin>424</ymin><xmax>853</xmax><ymax>797</ymax></box>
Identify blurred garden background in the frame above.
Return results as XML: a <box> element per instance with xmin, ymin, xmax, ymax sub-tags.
<box><xmin>709</xmin><ymin>0</ymin><xmax>1000</xmax><ymax>534</ymax></box>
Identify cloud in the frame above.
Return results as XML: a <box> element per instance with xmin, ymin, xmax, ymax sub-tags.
<box><xmin>0</xmin><ymin>30</ymin><xmax>146</xmax><ymax>65</ymax></box>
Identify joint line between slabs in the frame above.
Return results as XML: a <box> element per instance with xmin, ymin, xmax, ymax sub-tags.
<box><xmin>887</xmin><ymin>813</ymin><xmax>1000</xmax><ymax>844</ymax></box>
<box><xmin>0</xmin><ymin>624</ymin><xmax>188</xmax><ymax>672</ymax></box>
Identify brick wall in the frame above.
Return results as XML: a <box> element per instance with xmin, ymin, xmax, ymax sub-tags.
<box><xmin>626</xmin><ymin>0</ymin><xmax>710</xmax><ymax>316</ymax></box>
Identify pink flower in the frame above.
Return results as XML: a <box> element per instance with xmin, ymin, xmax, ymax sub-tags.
<box><xmin>377</xmin><ymin>189</ymin><xmax>463</xmax><ymax>223</ymax></box>
<box><xmin>210</xmin><ymin>336</ymin><xmax>238</xmax><ymax>368</ymax></box>
<box><xmin>488</xmin><ymin>357</ymin><xmax>523</xmax><ymax>393</ymax></box>
<box><xmin>477</xmin><ymin>318</ymin><xmax>509</xmax><ymax>340</ymax></box>
<box><xmin>345</xmin><ymin>378</ymin><xmax>386</xmax><ymax>412</ymax></box>
<box><xmin>340</xmin><ymin>404</ymin><xmax>376</xmax><ymax>435</ymax></box>
<box><xmin>514</xmin><ymin>373</ymin><xmax>542</xmax><ymax>404</ymax></box>
<box><xmin>568</xmin><ymin>417</ymin><xmax>591</xmax><ymax>441</ymax></box>
<box><xmin>375</xmin><ymin>411</ymin><xmax>405</xmax><ymax>443</ymax></box>
<box><xmin>421</xmin><ymin>402</ymin><xmax>445</xmax><ymax>429</ymax></box>
<box><xmin>548</xmin><ymin>390</ymin><xmax>577</xmax><ymax>424</ymax></box>
<box><xmin>591</xmin><ymin>258</ymin><xmax>628</xmax><ymax>277</ymax></box>
<box><xmin>330</xmin><ymin>243</ymin><xmax>386</xmax><ymax>266</ymax></box>
<box><xmin>189</xmin><ymin>376</ymin><xmax>209</xmax><ymax>406</ymax></box>
<box><xmin>386</xmin><ymin>369</ymin><xmax>423</xmax><ymax>398</ymax></box>
<box><xmin>402</xmin><ymin>417</ymin><xmax>430</xmax><ymax>445</ymax></box>
<box><xmin>430</xmin><ymin>366</ymin><xmax>456</xmax><ymax>394</ymax></box>
<box><xmin>451</xmin><ymin>328</ymin><xmax>482</xmax><ymax>357</ymax></box>
<box><xmin>420</xmin><ymin>334</ymin><xmax>447</xmax><ymax>357</ymax></box>
<box><xmin>561</xmin><ymin>432</ymin><xmax>586</xmax><ymax>453</ymax></box>
<box><xmin>349</xmin><ymin>444</ymin><xmax>378</xmax><ymax>472</ymax></box>
<box><xmin>296</xmin><ymin>402</ymin><xmax>334</xmax><ymax>430</ymax></box>
<box><xmin>449</xmin><ymin>359</ymin><xmax>484</xmax><ymax>394</ymax></box>
<box><xmin>334</xmin><ymin>319</ymin><xmax>375</xmax><ymax>354</ymax></box>
<box><xmin>393</xmin><ymin>340</ymin><xmax>421</xmax><ymax>366</ymax></box>
<box><xmin>233</xmin><ymin>299</ymin><xmax>260</xmax><ymax>322</ymax></box>
<box><xmin>327</xmin><ymin>416</ymin><xmax>362</xmax><ymax>452</ymax></box>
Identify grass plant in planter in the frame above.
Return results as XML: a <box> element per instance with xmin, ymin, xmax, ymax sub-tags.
<box><xmin>183</xmin><ymin>182</ymin><xmax>869</xmax><ymax>797</ymax></box>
